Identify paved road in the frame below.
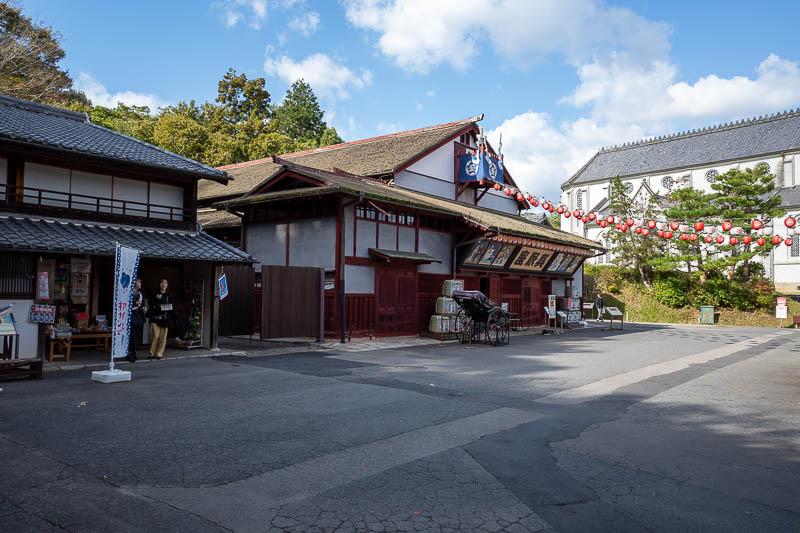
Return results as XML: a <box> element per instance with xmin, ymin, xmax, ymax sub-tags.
<box><xmin>1</xmin><ymin>323</ymin><xmax>799</xmax><ymax>532</ymax></box>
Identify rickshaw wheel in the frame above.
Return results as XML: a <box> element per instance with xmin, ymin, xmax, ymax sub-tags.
<box><xmin>454</xmin><ymin>308</ymin><xmax>471</xmax><ymax>344</ymax></box>
<box><xmin>487</xmin><ymin>309</ymin><xmax>507</xmax><ymax>346</ymax></box>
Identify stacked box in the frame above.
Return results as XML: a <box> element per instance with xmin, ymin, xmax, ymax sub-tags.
<box><xmin>429</xmin><ymin>315</ymin><xmax>451</xmax><ymax>333</ymax></box>
<box><xmin>435</xmin><ymin>297</ymin><xmax>458</xmax><ymax>315</ymax></box>
<box><xmin>442</xmin><ymin>279</ymin><xmax>464</xmax><ymax>297</ymax></box>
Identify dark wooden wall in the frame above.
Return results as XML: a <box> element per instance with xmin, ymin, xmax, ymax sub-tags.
<box><xmin>261</xmin><ymin>265</ymin><xmax>322</xmax><ymax>339</ymax></box>
<box><xmin>219</xmin><ymin>265</ymin><xmax>255</xmax><ymax>337</ymax></box>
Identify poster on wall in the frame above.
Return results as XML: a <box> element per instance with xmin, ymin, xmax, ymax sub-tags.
<box><xmin>463</xmin><ymin>241</ymin><xmax>489</xmax><ymax>265</ymax></box>
<box><xmin>37</xmin><ymin>271</ymin><xmax>49</xmax><ymax>300</ymax></box>
<box><xmin>478</xmin><ymin>242</ymin><xmax>503</xmax><ymax>265</ymax></box>
<box><xmin>219</xmin><ymin>273</ymin><xmax>229</xmax><ymax>301</ymax></box>
<box><xmin>29</xmin><ymin>304</ymin><xmax>56</xmax><ymax>323</ymax></box>
<box><xmin>0</xmin><ymin>310</ymin><xmax>17</xmax><ymax>335</ymax></box>
<box><xmin>111</xmin><ymin>243</ymin><xmax>141</xmax><ymax>360</ymax></box>
<box><xmin>508</xmin><ymin>247</ymin><xmax>553</xmax><ymax>272</ymax></box>
<box><xmin>491</xmin><ymin>245</ymin><xmax>515</xmax><ymax>267</ymax></box>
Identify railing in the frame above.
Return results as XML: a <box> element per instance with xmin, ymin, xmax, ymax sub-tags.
<box><xmin>0</xmin><ymin>183</ymin><xmax>188</xmax><ymax>222</ymax></box>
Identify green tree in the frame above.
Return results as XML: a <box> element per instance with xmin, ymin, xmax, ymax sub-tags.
<box><xmin>319</xmin><ymin>126</ymin><xmax>344</xmax><ymax>147</ymax></box>
<box><xmin>87</xmin><ymin>103</ymin><xmax>157</xmax><ymax>144</ymax></box>
<box><xmin>274</xmin><ymin>79</ymin><xmax>326</xmax><ymax>145</ymax></box>
<box><xmin>0</xmin><ymin>1</ymin><xmax>73</xmax><ymax>102</ymax></box>
<box><xmin>546</xmin><ymin>211</ymin><xmax>561</xmax><ymax>229</ymax></box>
<box><xmin>153</xmin><ymin>112</ymin><xmax>208</xmax><ymax>162</ymax></box>
<box><xmin>607</xmin><ymin>176</ymin><xmax>666</xmax><ymax>288</ymax></box>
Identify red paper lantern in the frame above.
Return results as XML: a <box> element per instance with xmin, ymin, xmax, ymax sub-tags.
<box><xmin>670</xmin><ymin>221</ymin><xmax>679</xmax><ymax>231</ymax></box>
<box><xmin>549</xmin><ymin>205</ymin><xmax>555</xmax><ymax>213</ymax></box>
<box><xmin>581</xmin><ymin>216</ymin><xmax>589</xmax><ymax>223</ymax></box>
<box><xmin>516</xmin><ymin>192</ymin><xmax>524</xmax><ymax>201</ymax></box>
<box><xmin>785</xmin><ymin>217</ymin><xmax>796</xmax><ymax>228</ymax></box>
<box><xmin>729</xmin><ymin>237</ymin><xmax>738</xmax><ymax>245</ymax></box>
<box><xmin>689</xmin><ymin>234</ymin><xmax>698</xmax><ymax>242</ymax></box>
<box><xmin>664</xmin><ymin>231</ymin><xmax>673</xmax><ymax>239</ymax></box>
<box><xmin>557</xmin><ymin>205</ymin><xmax>565</xmax><ymax>214</ymax></box>
<box><xmin>626</xmin><ymin>218</ymin><xmax>634</xmax><ymax>227</ymax></box>
<box><xmin>532</xmin><ymin>198</ymin><xmax>539</xmax><ymax>207</ymax></box>
<box><xmin>715</xmin><ymin>235</ymin><xmax>725</xmax><ymax>244</ymax></box>
<box><xmin>607</xmin><ymin>215</ymin><xmax>615</xmax><ymax>223</ymax></box>
<box><xmin>657</xmin><ymin>230</ymin><xmax>664</xmax><ymax>237</ymax></box>
<box><xmin>542</xmin><ymin>202</ymin><xmax>550</xmax><ymax>210</ymax></box>
<box><xmin>757</xmin><ymin>238</ymin><xmax>766</xmax><ymax>246</ymax></box>
<box><xmin>772</xmin><ymin>235</ymin><xmax>783</xmax><ymax>245</ymax></box>
<box><xmin>647</xmin><ymin>220</ymin><xmax>656</xmax><ymax>229</ymax></box>
<box><xmin>620</xmin><ymin>225</ymin><xmax>628</xmax><ymax>232</ymax></box>
<box><xmin>742</xmin><ymin>235</ymin><xmax>752</xmax><ymax>244</ymax></box>
<box><xmin>564</xmin><ymin>211</ymin><xmax>571</xmax><ymax>218</ymax></box>
<box><xmin>694</xmin><ymin>222</ymin><xmax>704</xmax><ymax>232</ymax></box>
<box><xmin>493</xmin><ymin>182</ymin><xmax>501</xmax><ymax>191</ymax></box>
<box><xmin>635</xmin><ymin>227</ymin><xmax>642</xmax><ymax>234</ymax></box>
<box><xmin>751</xmin><ymin>219</ymin><xmax>763</xmax><ymax>230</ymax></box>
<box><xmin>680</xmin><ymin>233</ymin><xmax>688</xmax><ymax>241</ymax></box>
<box><xmin>599</xmin><ymin>220</ymin><xmax>607</xmax><ymax>228</ymax></box>
<box><xmin>641</xmin><ymin>228</ymin><xmax>650</xmax><ymax>236</ymax></box>
<box><xmin>588</xmin><ymin>212</ymin><xmax>596</xmax><ymax>221</ymax></box>
<box><xmin>573</xmin><ymin>210</ymin><xmax>581</xmax><ymax>218</ymax></box>
<box><xmin>786</xmin><ymin>238</ymin><xmax>794</xmax><ymax>246</ymax></box>
<box><xmin>705</xmin><ymin>235</ymin><xmax>713</xmax><ymax>243</ymax></box>
<box><xmin>722</xmin><ymin>221</ymin><xmax>732</xmax><ymax>231</ymax></box>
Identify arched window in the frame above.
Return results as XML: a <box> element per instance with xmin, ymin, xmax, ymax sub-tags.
<box><xmin>755</xmin><ymin>162</ymin><xmax>770</xmax><ymax>174</ymax></box>
<box><xmin>706</xmin><ymin>170</ymin><xmax>718</xmax><ymax>183</ymax></box>
<box><xmin>661</xmin><ymin>176</ymin><xmax>673</xmax><ymax>190</ymax></box>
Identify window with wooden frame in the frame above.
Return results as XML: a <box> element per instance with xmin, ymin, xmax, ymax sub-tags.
<box><xmin>0</xmin><ymin>256</ymin><xmax>36</xmax><ymax>298</ymax></box>
<box><xmin>356</xmin><ymin>204</ymin><xmax>415</xmax><ymax>227</ymax></box>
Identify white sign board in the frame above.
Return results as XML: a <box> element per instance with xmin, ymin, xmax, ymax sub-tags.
<box><xmin>556</xmin><ymin>311</ymin><xmax>568</xmax><ymax>318</ymax></box>
<box><xmin>582</xmin><ymin>303</ymin><xmax>594</xmax><ymax>310</ymax></box>
<box><xmin>605</xmin><ymin>306</ymin><xmax>623</xmax><ymax>316</ymax></box>
<box><xmin>544</xmin><ymin>306</ymin><xmax>555</xmax><ymax>318</ymax></box>
<box><xmin>776</xmin><ymin>305</ymin><xmax>788</xmax><ymax>319</ymax></box>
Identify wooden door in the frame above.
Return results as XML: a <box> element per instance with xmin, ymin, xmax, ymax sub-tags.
<box><xmin>376</xmin><ymin>264</ymin><xmax>417</xmax><ymax>335</ymax></box>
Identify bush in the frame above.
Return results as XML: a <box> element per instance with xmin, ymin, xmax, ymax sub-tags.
<box><xmin>584</xmin><ymin>265</ymin><xmax>630</xmax><ymax>294</ymax></box>
<box><xmin>688</xmin><ymin>275</ymin><xmax>768</xmax><ymax>311</ymax></box>
<box><xmin>652</xmin><ymin>275</ymin><xmax>690</xmax><ymax>307</ymax></box>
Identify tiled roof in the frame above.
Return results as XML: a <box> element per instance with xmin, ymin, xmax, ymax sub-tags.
<box><xmin>198</xmin><ymin>115</ymin><xmax>483</xmax><ymax>201</ymax></box>
<box><xmin>522</xmin><ymin>212</ymin><xmax>551</xmax><ymax>226</ymax></box>
<box><xmin>197</xmin><ymin>208</ymin><xmax>241</xmax><ymax>229</ymax></box>
<box><xmin>221</xmin><ymin>160</ymin><xmax>604</xmax><ymax>252</ymax></box>
<box><xmin>0</xmin><ymin>214</ymin><xmax>252</xmax><ymax>262</ymax></box>
<box><xmin>0</xmin><ymin>94</ymin><xmax>230</xmax><ymax>182</ymax></box>
<box><xmin>564</xmin><ymin>109</ymin><xmax>800</xmax><ymax>187</ymax></box>
<box><xmin>369</xmin><ymin>248</ymin><xmax>441</xmax><ymax>263</ymax></box>
<box><xmin>773</xmin><ymin>185</ymin><xmax>800</xmax><ymax>208</ymax></box>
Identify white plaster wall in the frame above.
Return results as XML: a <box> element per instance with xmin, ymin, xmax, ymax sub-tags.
<box><xmin>71</xmin><ymin>170</ymin><xmax>112</xmax><ymax>212</ymax></box>
<box><xmin>551</xmin><ymin>279</ymin><xmax>566</xmax><ymax>298</ymax></box>
<box><xmin>479</xmin><ymin>191</ymin><xmax>518</xmax><ymax>213</ymax></box>
<box><xmin>398</xmin><ymin>227</ymin><xmax>415</xmax><ymax>251</ymax></box>
<box><xmin>289</xmin><ymin>218</ymin><xmax>336</xmax><ymax>269</ymax></box>
<box><xmin>406</xmin><ymin>141</ymin><xmax>454</xmax><ymax>182</ymax></box>
<box><xmin>572</xmin><ymin>266</ymin><xmax>584</xmax><ymax>298</ymax></box>
<box><xmin>418</xmin><ymin>230</ymin><xmax>451</xmax><ymax>275</ymax></box>
<box><xmin>395</xmin><ymin>169</ymin><xmax>454</xmax><ymax>199</ymax></box>
<box><xmin>246</xmin><ymin>222</ymin><xmax>287</xmax><ymax>267</ymax></box>
<box><xmin>784</xmin><ymin>157</ymin><xmax>795</xmax><ymax>187</ymax></box>
<box><xmin>344</xmin><ymin>205</ymin><xmax>354</xmax><ymax>256</ymax></box>
<box><xmin>24</xmin><ymin>163</ymin><xmax>69</xmax><ymax>207</ymax></box>
<box><xmin>774</xmin><ymin>264</ymin><xmax>800</xmax><ymax>286</ymax></box>
<box><xmin>149</xmin><ymin>182</ymin><xmax>184</xmax><ymax>220</ymax></box>
<box><xmin>113</xmin><ymin>177</ymin><xmax>149</xmax><ymax>216</ymax></box>
<box><xmin>345</xmin><ymin>265</ymin><xmax>374</xmax><ymax>293</ymax></box>
<box><xmin>0</xmin><ymin>299</ymin><xmax>38</xmax><ymax>358</ymax></box>
<box><xmin>378</xmin><ymin>223</ymin><xmax>396</xmax><ymax>250</ymax></box>
<box><xmin>356</xmin><ymin>220</ymin><xmax>376</xmax><ymax>257</ymax></box>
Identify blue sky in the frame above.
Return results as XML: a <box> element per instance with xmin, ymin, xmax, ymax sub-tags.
<box><xmin>21</xmin><ymin>0</ymin><xmax>800</xmax><ymax>201</ymax></box>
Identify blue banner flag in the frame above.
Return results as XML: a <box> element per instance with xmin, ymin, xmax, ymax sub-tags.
<box><xmin>458</xmin><ymin>153</ymin><xmax>504</xmax><ymax>183</ymax></box>
<box><xmin>111</xmin><ymin>243</ymin><xmax>141</xmax><ymax>360</ymax></box>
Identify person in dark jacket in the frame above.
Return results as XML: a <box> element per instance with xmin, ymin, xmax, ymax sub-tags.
<box><xmin>127</xmin><ymin>278</ymin><xmax>147</xmax><ymax>362</ymax></box>
<box><xmin>595</xmin><ymin>293</ymin><xmax>605</xmax><ymax>321</ymax></box>
<box><xmin>148</xmin><ymin>278</ymin><xmax>171</xmax><ymax>360</ymax></box>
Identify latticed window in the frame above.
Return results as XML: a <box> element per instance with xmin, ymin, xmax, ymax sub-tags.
<box><xmin>792</xmin><ymin>239</ymin><xmax>800</xmax><ymax>258</ymax></box>
<box><xmin>0</xmin><ymin>256</ymin><xmax>35</xmax><ymax>297</ymax></box>
<box><xmin>755</xmin><ymin>162</ymin><xmax>770</xmax><ymax>174</ymax></box>
<box><xmin>623</xmin><ymin>182</ymin><xmax>634</xmax><ymax>195</ymax></box>
<box><xmin>706</xmin><ymin>170</ymin><xmax>718</xmax><ymax>183</ymax></box>
<box><xmin>661</xmin><ymin>176</ymin><xmax>673</xmax><ymax>190</ymax></box>
<box><xmin>576</xmin><ymin>190</ymin><xmax>583</xmax><ymax>209</ymax></box>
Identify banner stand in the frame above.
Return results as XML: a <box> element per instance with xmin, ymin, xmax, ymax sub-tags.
<box><xmin>92</xmin><ymin>242</ymin><xmax>140</xmax><ymax>384</ymax></box>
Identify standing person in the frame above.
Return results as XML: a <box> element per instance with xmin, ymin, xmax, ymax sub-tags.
<box><xmin>127</xmin><ymin>278</ymin><xmax>147</xmax><ymax>363</ymax></box>
<box><xmin>595</xmin><ymin>293</ymin><xmax>605</xmax><ymax>321</ymax></box>
<box><xmin>148</xmin><ymin>278</ymin><xmax>171</xmax><ymax>360</ymax></box>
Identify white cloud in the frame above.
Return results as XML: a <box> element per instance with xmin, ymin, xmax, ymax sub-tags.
<box><xmin>489</xmin><ymin>54</ymin><xmax>800</xmax><ymax>202</ymax></box>
<box><xmin>76</xmin><ymin>72</ymin><xmax>167</xmax><ymax>112</ymax></box>
<box><xmin>264</xmin><ymin>52</ymin><xmax>373</xmax><ymax>98</ymax></box>
<box><xmin>288</xmin><ymin>11</ymin><xmax>320</xmax><ymax>36</ymax></box>
<box><xmin>343</xmin><ymin>0</ymin><xmax>670</xmax><ymax>74</ymax></box>
<box><xmin>415</xmin><ymin>100</ymin><xmax>423</xmax><ymax>111</ymax></box>
<box><xmin>212</xmin><ymin>0</ymin><xmax>282</xmax><ymax>29</ymax></box>
<box><xmin>424</xmin><ymin>89</ymin><xmax>435</xmax><ymax>97</ymax></box>
<box><xmin>376</xmin><ymin>121</ymin><xmax>401</xmax><ymax>134</ymax></box>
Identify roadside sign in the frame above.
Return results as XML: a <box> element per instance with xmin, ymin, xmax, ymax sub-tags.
<box><xmin>777</xmin><ymin>297</ymin><xmax>787</xmax><ymax>306</ymax></box>
<box><xmin>776</xmin><ymin>305</ymin><xmax>788</xmax><ymax>319</ymax></box>
<box><xmin>583</xmin><ymin>303</ymin><xmax>594</xmax><ymax>310</ymax></box>
<box><xmin>605</xmin><ymin>306</ymin><xmax>623</xmax><ymax>316</ymax></box>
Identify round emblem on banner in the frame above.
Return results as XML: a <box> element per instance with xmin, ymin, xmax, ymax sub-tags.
<box><xmin>488</xmin><ymin>160</ymin><xmax>497</xmax><ymax>180</ymax></box>
<box><xmin>465</xmin><ymin>159</ymin><xmax>479</xmax><ymax>177</ymax></box>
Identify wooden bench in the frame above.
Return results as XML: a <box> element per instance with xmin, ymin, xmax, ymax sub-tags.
<box><xmin>49</xmin><ymin>332</ymin><xmax>111</xmax><ymax>362</ymax></box>
<box><xmin>0</xmin><ymin>358</ymin><xmax>43</xmax><ymax>380</ymax></box>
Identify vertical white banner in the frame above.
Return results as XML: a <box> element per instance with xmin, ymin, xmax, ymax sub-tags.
<box><xmin>111</xmin><ymin>243</ymin><xmax>141</xmax><ymax>360</ymax></box>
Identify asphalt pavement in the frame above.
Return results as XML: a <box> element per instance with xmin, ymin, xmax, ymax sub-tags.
<box><xmin>1</xmin><ymin>322</ymin><xmax>799</xmax><ymax>532</ymax></box>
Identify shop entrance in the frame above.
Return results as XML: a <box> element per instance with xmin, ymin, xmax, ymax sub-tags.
<box><xmin>376</xmin><ymin>263</ymin><xmax>416</xmax><ymax>335</ymax></box>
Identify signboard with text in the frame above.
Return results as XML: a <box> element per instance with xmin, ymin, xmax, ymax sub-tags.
<box><xmin>605</xmin><ymin>306</ymin><xmax>623</xmax><ymax>316</ymax></box>
<box><xmin>508</xmin><ymin>247</ymin><xmax>554</xmax><ymax>272</ymax></box>
<box><xmin>460</xmin><ymin>239</ymin><xmax>587</xmax><ymax>275</ymax></box>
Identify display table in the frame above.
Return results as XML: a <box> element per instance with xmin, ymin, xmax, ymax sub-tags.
<box><xmin>48</xmin><ymin>332</ymin><xmax>111</xmax><ymax>362</ymax></box>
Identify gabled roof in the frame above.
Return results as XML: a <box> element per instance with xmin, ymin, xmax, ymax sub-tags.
<box><xmin>0</xmin><ymin>94</ymin><xmax>230</xmax><ymax>182</ymax></box>
<box><xmin>220</xmin><ymin>159</ymin><xmax>604</xmax><ymax>252</ymax></box>
<box><xmin>563</xmin><ymin>108</ymin><xmax>800</xmax><ymax>188</ymax></box>
<box><xmin>0</xmin><ymin>213</ymin><xmax>252</xmax><ymax>262</ymax></box>
<box><xmin>522</xmin><ymin>212</ymin><xmax>552</xmax><ymax>227</ymax></box>
<box><xmin>773</xmin><ymin>185</ymin><xmax>800</xmax><ymax>208</ymax></box>
<box><xmin>199</xmin><ymin>115</ymin><xmax>484</xmax><ymax>201</ymax></box>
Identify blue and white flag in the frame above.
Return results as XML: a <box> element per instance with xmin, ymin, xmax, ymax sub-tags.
<box><xmin>457</xmin><ymin>153</ymin><xmax>504</xmax><ymax>183</ymax></box>
<box><xmin>111</xmin><ymin>243</ymin><xmax>141</xmax><ymax>359</ymax></box>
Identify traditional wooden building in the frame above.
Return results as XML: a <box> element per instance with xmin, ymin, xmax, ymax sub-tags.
<box><xmin>0</xmin><ymin>95</ymin><xmax>252</xmax><ymax>359</ymax></box>
<box><xmin>200</xmin><ymin>115</ymin><xmax>602</xmax><ymax>339</ymax></box>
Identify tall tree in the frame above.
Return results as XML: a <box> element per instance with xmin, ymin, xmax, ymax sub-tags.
<box><xmin>274</xmin><ymin>79</ymin><xmax>327</xmax><ymax>145</ymax></box>
<box><xmin>215</xmin><ymin>68</ymin><xmax>273</xmax><ymax>163</ymax></box>
<box><xmin>607</xmin><ymin>176</ymin><xmax>666</xmax><ymax>287</ymax></box>
<box><xmin>0</xmin><ymin>1</ymin><xmax>73</xmax><ymax>102</ymax></box>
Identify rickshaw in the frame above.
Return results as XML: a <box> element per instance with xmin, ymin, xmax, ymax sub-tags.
<box><xmin>451</xmin><ymin>290</ymin><xmax>509</xmax><ymax>346</ymax></box>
